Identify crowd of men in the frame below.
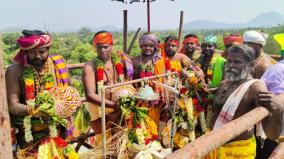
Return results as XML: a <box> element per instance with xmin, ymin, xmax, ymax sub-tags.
<box><xmin>5</xmin><ymin>29</ymin><xmax>284</xmax><ymax>159</ymax></box>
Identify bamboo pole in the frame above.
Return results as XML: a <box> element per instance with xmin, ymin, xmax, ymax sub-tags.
<box><xmin>104</xmin><ymin>72</ymin><xmax>177</xmax><ymax>89</ymax></box>
<box><xmin>166</xmin><ymin>107</ymin><xmax>270</xmax><ymax>159</ymax></box>
<box><xmin>269</xmin><ymin>142</ymin><xmax>284</xmax><ymax>159</ymax></box>
<box><xmin>153</xmin><ymin>81</ymin><xmax>179</xmax><ymax>94</ymax></box>
<box><xmin>127</xmin><ymin>27</ymin><xmax>142</xmax><ymax>54</ymax></box>
<box><xmin>101</xmin><ymin>88</ymin><xmax>106</xmax><ymax>159</ymax></box>
<box><xmin>0</xmin><ymin>35</ymin><xmax>13</xmax><ymax>158</ymax></box>
<box><xmin>123</xmin><ymin>10</ymin><xmax>128</xmax><ymax>53</ymax></box>
<box><xmin>147</xmin><ymin>0</ymin><xmax>150</xmax><ymax>32</ymax></box>
<box><xmin>66</xmin><ymin>63</ymin><xmax>84</xmax><ymax>69</ymax></box>
<box><xmin>178</xmin><ymin>11</ymin><xmax>184</xmax><ymax>42</ymax></box>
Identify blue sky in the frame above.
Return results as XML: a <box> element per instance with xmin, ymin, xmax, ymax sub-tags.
<box><xmin>1</xmin><ymin>0</ymin><xmax>284</xmax><ymax>31</ymax></box>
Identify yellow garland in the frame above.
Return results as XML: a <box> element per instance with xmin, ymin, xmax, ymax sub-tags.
<box><xmin>184</xmin><ymin>96</ymin><xmax>195</xmax><ymax>141</ymax></box>
<box><xmin>199</xmin><ymin>111</ymin><xmax>208</xmax><ymax>133</ymax></box>
<box><xmin>24</xmin><ymin>116</ymin><xmax>33</xmax><ymax>142</ymax></box>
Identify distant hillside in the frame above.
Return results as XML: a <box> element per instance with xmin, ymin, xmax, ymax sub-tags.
<box><xmin>1</xmin><ymin>12</ymin><xmax>284</xmax><ymax>32</ymax></box>
<box><xmin>184</xmin><ymin>12</ymin><xmax>284</xmax><ymax>30</ymax></box>
<box><xmin>0</xmin><ymin>26</ymin><xmax>31</xmax><ymax>33</ymax></box>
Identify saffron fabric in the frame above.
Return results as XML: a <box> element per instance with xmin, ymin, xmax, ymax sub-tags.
<box><xmin>93</xmin><ymin>32</ymin><xmax>113</xmax><ymax>46</ymax></box>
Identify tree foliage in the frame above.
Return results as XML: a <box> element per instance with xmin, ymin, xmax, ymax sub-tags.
<box><xmin>2</xmin><ymin>25</ymin><xmax>284</xmax><ymax>66</ymax></box>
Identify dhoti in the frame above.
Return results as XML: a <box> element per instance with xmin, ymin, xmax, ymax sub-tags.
<box><xmin>205</xmin><ymin>136</ymin><xmax>256</xmax><ymax>159</ymax></box>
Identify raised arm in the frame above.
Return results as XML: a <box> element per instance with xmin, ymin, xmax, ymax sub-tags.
<box><xmin>5</xmin><ymin>64</ymin><xmax>29</xmax><ymax>116</ymax></box>
<box><xmin>82</xmin><ymin>61</ymin><xmax>116</xmax><ymax>109</ymax></box>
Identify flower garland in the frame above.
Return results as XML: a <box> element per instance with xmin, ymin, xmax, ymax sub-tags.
<box><xmin>23</xmin><ymin>66</ymin><xmax>55</xmax><ymax>100</ymax></box>
<box><xmin>23</xmin><ymin>116</ymin><xmax>33</xmax><ymax>142</ymax></box>
<box><xmin>23</xmin><ymin>66</ymin><xmax>56</xmax><ymax>143</ymax></box>
<box><xmin>94</xmin><ymin>53</ymin><xmax>125</xmax><ymax>95</ymax></box>
<box><xmin>118</xmin><ymin>97</ymin><xmax>159</xmax><ymax>147</ymax></box>
<box><xmin>38</xmin><ymin>137</ymin><xmax>79</xmax><ymax>159</ymax></box>
<box><xmin>139</xmin><ymin>64</ymin><xmax>154</xmax><ymax>78</ymax></box>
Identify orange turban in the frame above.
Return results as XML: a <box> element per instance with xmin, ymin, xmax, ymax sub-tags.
<box><xmin>93</xmin><ymin>32</ymin><xmax>113</xmax><ymax>46</ymax></box>
<box><xmin>223</xmin><ymin>34</ymin><xmax>243</xmax><ymax>46</ymax></box>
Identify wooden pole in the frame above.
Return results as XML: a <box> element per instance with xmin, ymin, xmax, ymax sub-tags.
<box><xmin>127</xmin><ymin>27</ymin><xmax>141</xmax><ymax>54</ymax></box>
<box><xmin>147</xmin><ymin>0</ymin><xmax>150</xmax><ymax>32</ymax></box>
<box><xmin>123</xmin><ymin>10</ymin><xmax>128</xmax><ymax>53</ymax></box>
<box><xmin>66</xmin><ymin>63</ymin><xmax>85</xmax><ymax>69</ymax></box>
<box><xmin>101</xmin><ymin>88</ymin><xmax>106</xmax><ymax>159</ymax></box>
<box><xmin>269</xmin><ymin>142</ymin><xmax>284</xmax><ymax>159</ymax></box>
<box><xmin>0</xmin><ymin>35</ymin><xmax>13</xmax><ymax>158</ymax></box>
<box><xmin>166</xmin><ymin>107</ymin><xmax>270</xmax><ymax>159</ymax></box>
<box><xmin>178</xmin><ymin>11</ymin><xmax>184</xmax><ymax>43</ymax></box>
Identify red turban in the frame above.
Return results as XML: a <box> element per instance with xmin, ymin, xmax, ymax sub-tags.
<box><xmin>180</xmin><ymin>37</ymin><xmax>199</xmax><ymax>53</ymax></box>
<box><xmin>165</xmin><ymin>39</ymin><xmax>179</xmax><ymax>47</ymax></box>
<box><xmin>223</xmin><ymin>34</ymin><xmax>243</xmax><ymax>46</ymax></box>
<box><xmin>93</xmin><ymin>32</ymin><xmax>113</xmax><ymax>46</ymax></box>
<box><xmin>183</xmin><ymin>37</ymin><xmax>199</xmax><ymax>45</ymax></box>
<box><xmin>14</xmin><ymin>34</ymin><xmax>52</xmax><ymax>64</ymax></box>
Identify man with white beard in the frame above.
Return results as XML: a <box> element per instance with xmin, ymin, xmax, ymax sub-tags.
<box><xmin>206</xmin><ymin>44</ymin><xmax>283</xmax><ymax>159</ymax></box>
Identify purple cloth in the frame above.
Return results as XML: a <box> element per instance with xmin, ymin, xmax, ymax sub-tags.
<box><xmin>117</xmin><ymin>52</ymin><xmax>134</xmax><ymax>79</ymax></box>
<box><xmin>261</xmin><ymin>59</ymin><xmax>284</xmax><ymax>135</ymax></box>
<box><xmin>261</xmin><ymin>59</ymin><xmax>284</xmax><ymax>95</ymax></box>
<box><xmin>139</xmin><ymin>33</ymin><xmax>159</xmax><ymax>48</ymax></box>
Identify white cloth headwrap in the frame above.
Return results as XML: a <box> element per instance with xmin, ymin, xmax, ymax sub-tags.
<box><xmin>243</xmin><ymin>30</ymin><xmax>268</xmax><ymax>46</ymax></box>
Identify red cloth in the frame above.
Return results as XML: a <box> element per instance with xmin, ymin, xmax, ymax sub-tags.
<box><xmin>93</xmin><ymin>32</ymin><xmax>113</xmax><ymax>46</ymax></box>
<box><xmin>165</xmin><ymin>39</ymin><xmax>179</xmax><ymax>47</ymax></box>
<box><xmin>183</xmin><ymin>37</ymin><xmax>199</xmax><ymax>45</ymax></box>
<box><xmin>223</xmin><ymin>34</ymin><xmax>243</xmax><ymax>46</ymax></box>
<box><xmin>14</xmin><ymin>34</ymin><xmax>52</xmax><ymax>64</ymax></box>
<box><xmin>180</xmin><ymin>37</ymin><xmax>199</xmax><ymax>53</ymax></box>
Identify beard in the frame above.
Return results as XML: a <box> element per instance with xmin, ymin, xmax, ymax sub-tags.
<box><xmin>29</xmin><ymin>59</ymin><xmax>47</xmax><ymax>69</ymax></box>
<box><xmin>185</xmin><ymin>47</ymin><xmax>195</xmax><ymax>55</ymax></box>
<box><xmin>166</xmin><ymin>49</ymin><xmax>176</xmax><ymax>57</ymax></box>
<box><xmin>225</xmin><ymin>65</ymin><xmax>250</xmax><ymax>82</ymax></box>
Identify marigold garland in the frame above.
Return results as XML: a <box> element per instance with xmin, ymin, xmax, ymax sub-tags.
<box><xmin>23</xmin><ymin>66</ymin><xmax>55</xmax><ymax>101</ymax></box>
<box><xmin>94</xmin><ymin>53</ymin><xmax>125</xmax><ymax>95</ymax></box>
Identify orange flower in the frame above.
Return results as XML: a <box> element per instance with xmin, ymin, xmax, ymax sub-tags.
<box><xmin>188</xmin><ymin>76</ymin><xmax>199</xmax><ymax>86</ymax></box>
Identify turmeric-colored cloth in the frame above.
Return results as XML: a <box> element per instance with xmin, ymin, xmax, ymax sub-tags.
<box><xmin>136</xmin><ymin>101</ymin><xmax>161</xmax><ymax>127</ymax></box>
<box><xmin>154</xmin><ymin>57</ymin><xmax>183</xmax><ymax>74</ymax></box>
<box><xmin>156</xmin><ymin>43</ymin><xmax>183</xmax><ymax>74</ymax></box>
<box><xmin>204</xmin><ymin>136</ymin><xmax>256</xmax><ymax>159</ymax></box>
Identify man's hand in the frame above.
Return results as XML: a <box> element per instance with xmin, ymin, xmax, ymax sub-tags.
<box><xmin>257</xmin><ymin>91</ymin><xmax>284</xmax><ymax>113</ymax></box>
<box><xmin>107</xmin><ymin>101</ymin><xmax>120</xmax><ymax>111</ymax></box>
